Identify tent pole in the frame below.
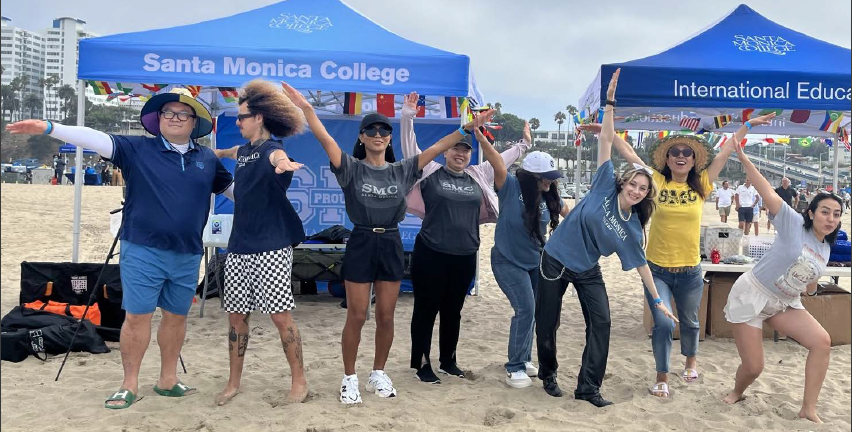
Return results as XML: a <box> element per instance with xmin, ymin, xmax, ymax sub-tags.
<box><xmin>72</xmin><ymin>79</ymin><xmax>86</xmax><ymax>263</ymax></box>
<box><xmin>473</xmin><ymin>108</ymin><xmax>483</xmax><ymax>297</ymax></box>
<box><xmin>574</xmin><ymin>129</ymin><xmax>581</xmax><ymax>201</ymax></box>
<box><xmin>832</xmin><ymin>130</ymin><xmax>840</xmax><ymax>192</ymax></box>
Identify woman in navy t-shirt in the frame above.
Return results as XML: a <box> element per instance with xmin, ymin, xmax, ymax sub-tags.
<box><xmin>535</xmin><ymin>69</ymin><xmax>677</xmax><ymax>407</ymax></box>
<box><xmin>283</xmin><ymin>82</ymin><xmax>494</xmax><ymax>405</ymax></box>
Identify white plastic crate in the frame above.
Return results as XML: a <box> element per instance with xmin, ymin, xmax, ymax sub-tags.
<box><xmin>743</xmin><ymin>235</ymin><xmax>775</xmax><ymax>262</ymax></box>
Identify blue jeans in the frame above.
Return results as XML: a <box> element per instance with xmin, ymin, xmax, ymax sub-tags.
<box><xmin>491</xmin><ymin>247</ymin><xmax>539</xmax><ymax>373</ymax></box>
<box><xmin>643</xmin><ymin>262</ymin><xmax>704</xmax><ymax>373</ymax></box>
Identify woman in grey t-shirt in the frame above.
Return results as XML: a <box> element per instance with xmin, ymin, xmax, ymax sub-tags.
<box><xmin>283</xmin><ymin>82</ymin><xmax>493</xmax><ymax>405</ymax></box>
<box><xmin>722</xmin><ymin>140</ymin><xmax>843</xmax><ymax>424</ymax></box>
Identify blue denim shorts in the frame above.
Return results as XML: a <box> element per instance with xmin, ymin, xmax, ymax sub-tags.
<box><xmin>119</xmin><ymin>241</ymin><xmax>202</xmax><ymax>316</ymax></box>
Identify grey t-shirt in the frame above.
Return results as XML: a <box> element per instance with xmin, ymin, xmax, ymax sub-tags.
<box><xmin>331</xmin><ymin>153</ymin><xmax>422</xmax><ymax>227</ymax></box>
<box><xmin>752</xmin><ymin>203</ymin><xmax>830</xmax><ymax>299</ymax></box>
<box><xmin>419</xmin><ymin>167</ymin><xmax>483</xmax><ymax>255</ymax></box>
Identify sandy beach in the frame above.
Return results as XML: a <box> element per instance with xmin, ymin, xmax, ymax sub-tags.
<box><xmin>1</xmin><ymin>183</ymin><xmax>850</xmax><ymax>432</ymax></box>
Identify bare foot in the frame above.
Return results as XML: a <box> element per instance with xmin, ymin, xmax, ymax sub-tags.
<box><xmin>215</xmin><ymin>387</ymin><xmax>240</xmax><ymax>406</ymax></box>
<box><xmin>798</xmin><ymin>409</ymin><xmax>823</xmax><ymax>423</ymax></box>
<box><xmin>723</xmin><ymin>392</ymin><xmax>746</xmax><ymax>404</ymax></box>
<box><xmin>285</xmin><ymin>382</ymin><xmax>309</xmax><ymax>404</ymax></box>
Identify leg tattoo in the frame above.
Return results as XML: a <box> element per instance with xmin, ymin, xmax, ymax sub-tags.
<box><xmin>237</xmin><ymin>332</ymin><xmax>249</xmax><ymax>357</ymax></box>
<box><xmin>229</xmin><ymin>326</ymin><xmax>237</xmax><ymax>352</ymax></box>
<box><xmin>281</xmin><ymin>325</ymin><xmax>304</xmax><ymax>370</ymax></box>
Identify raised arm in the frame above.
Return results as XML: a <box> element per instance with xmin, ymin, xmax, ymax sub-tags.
<box><xmin>705</xmin><ymin>113</ymin><xmax>776</xmax><ymax>182</ymax></box>
<box><xmin>733</xmin><ymin>139</ymin><xmax>784</xmax><ymax>216</ymax></box>
<box><xmin>472</xmin><ymin>120</ymin><xmax>532</xmax><ymax>184</ymax></box>
<box><xmin>474</xmin><ymin>125</ymin><xmax>506</xmax><ymax>189</ymax></box>
<box><xmin>6</xmin><ymin>120</ymin><xmax>113</xmax><ymax>158</ymax></box>
<box><xmin>282</xmin><ymin>82</ymin><xmax>343</xmax><ymax>168</ymax></box>
<box><xmin>418</xmin><ymin>109</ymin><xmax>494</xmax><ymax>171</ymax></box>
<box><xmin>597</xmin><ymin>68</ymin><xmax>620</xmax><ymax>166</ymax></box>
<box><xmin>213</xmin><ymin>145</ymin><xmax>240</xmax><ymax>160</ymax></box>
<box><xmin>400</xmin><ymin>92</ymin><xmax>423</xmax><ymax>157</ymax></box>
<box><xmin>268</xmin><ymin>149</ymin><xmax>304</xmax><ymax>174</ymax></box>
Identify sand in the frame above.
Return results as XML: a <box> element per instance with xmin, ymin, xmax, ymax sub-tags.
<box><xmin>1</xmin><ymin>183</ymin><xmax>850</xmax><ymax>432</ymax></box>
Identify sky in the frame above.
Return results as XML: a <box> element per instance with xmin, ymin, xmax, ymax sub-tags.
<box><xmin>3</xmin><ymin>0</ymin><xmax>850</xmax><ymax>131</ymax></box>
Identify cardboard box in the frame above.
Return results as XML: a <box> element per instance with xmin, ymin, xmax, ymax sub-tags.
<box><xmin>800</xmin><ymin>284</ymin><xmax>851</xmax><ymax>346</ymax></box>
<box><xmin>643</xmin><ymin>282</ymin><xmax>708</xmax><ymax>341</ymax></box>
<box><xmin>707</xmin><ymin>272</ymin><xmax>785</xmax><ymax>340</ymax></box>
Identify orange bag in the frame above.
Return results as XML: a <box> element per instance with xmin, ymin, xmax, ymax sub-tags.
<box><xmin>23</xmin><ymin>300</ymin><xmax>102</xmax><ymax>326</ymax></box>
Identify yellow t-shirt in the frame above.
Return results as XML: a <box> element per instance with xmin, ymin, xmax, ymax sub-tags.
<box><xmin>646</xmin><ymin>169</ymin><xmax>713</xmax><ymax>267</ymax></box>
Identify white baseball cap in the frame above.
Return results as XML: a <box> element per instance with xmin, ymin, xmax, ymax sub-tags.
<box><xmin>522</xmin><ymin>151</ymin><xmax>561</xmax><ymax>180</ymax></box>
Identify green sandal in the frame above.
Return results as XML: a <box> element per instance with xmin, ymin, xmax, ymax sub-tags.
<box><xmin>104</xmin><ymin>389</ymin><xmax>142</xmax><ymax>409</ymax></box>
<box><xmin>153</xmin><ymin>381</ymin><xmax>197</xmax><ymax>397</ymax></box>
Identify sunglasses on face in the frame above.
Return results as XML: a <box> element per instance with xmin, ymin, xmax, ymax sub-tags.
<box><xmin>361</xmin><ymin>127</ymin><xmax>391</xmax><ymax>138</ymax></box>
<box><xmin>668</xmin><ymin>147</ymin><xmax>694</xmax><ymax>158</ymax></box>
<box><xmin>236</xmin><ymin>113</ymin><xmax>256</xmax><ymax>122</ymax></box>
<box><xmin>160</xmin><ymin>110</ymin><xmax>196</xmax><ymax>122</ymax></box>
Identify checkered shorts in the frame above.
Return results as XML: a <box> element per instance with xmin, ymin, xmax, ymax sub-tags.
<box><xmin>224</xmin><ymin>246</ymin><xmax>295</xmax><ymax>314</ymax></box>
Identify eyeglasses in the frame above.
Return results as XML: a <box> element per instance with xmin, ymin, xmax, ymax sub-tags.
<box><xmin>668</xmin><ymin>147</ymin><xmax>694</xmax><ymax>158</ymax></box>
<box><xmin>160</xmin><ymin>110</ymin><xmax>196</xmax><ymax>122</ymax></box>
<box><xmin>361</xmin><ymin>127</ymin><xmax>391</xmax><ymax>138</ymax></box>
<box><xmin>236</xmin><ymin>112</ymin><xmax>256</xmax><ymax>122</ymax></box>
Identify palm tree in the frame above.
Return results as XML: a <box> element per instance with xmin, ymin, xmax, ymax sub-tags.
<box><xmin>23</xmin><ymin>93</ymin><xmax>43</xmax><ymax>119</ymax></box>
<box><xmin>529</xmin><ymin>117</ymin><xmax>540</xmax><ymax>132</ymax></box>
<box><xmin>1</xmin><ymin>85</ymin><xmax>17</xmax><ymax>121</ymax></box>
<box><xmin>554</xmin><ymin>111</ymin><xmax>566</xmax><ymax>146</ymax></box>
<box><xmin>494</xmin><ymin>102</ymin><xmax>502</xmax><ymax>115</ymax></box>
<box><xmin>56</xmin><ymin>84</ymin><xmax>76</xmax><ymax>121</ymax></box>
<box><xmin>40</xmin><ymin>75</ymin><xmax>59</xmax><ymax>120</ymax></box>
<box><xmin>9</xmin><ymin>76</ymin><xmax>28</xmax><ymax>121</ymax></box>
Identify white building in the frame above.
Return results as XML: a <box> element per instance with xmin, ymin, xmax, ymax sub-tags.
<box><xmin>42</xmin><ymin>17</ymin><xmax>98</xmax><ymax>118</ymax></box>
<box><xmin>531</xmin><ymin>129</ymin><xmax>574</xmax><ymax>146</ymax></box>
<box><xmin>1</xmin><ymin>16</ymin><xmax>46</xmax><ymax>119</ymax></box>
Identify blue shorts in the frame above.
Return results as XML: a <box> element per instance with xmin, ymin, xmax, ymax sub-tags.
<box><xmin>119</xmin><ymin>241</ymin><xmax>202</xmax><ymax>316</ymax></box>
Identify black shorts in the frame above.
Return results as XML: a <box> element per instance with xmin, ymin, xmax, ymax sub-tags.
<box><xmin>343</xmin><ymin>228</ymin><xmax>404</xmax><ymax>283</ymax></box>
<box><xmin>737</xmin><ymin>207</ymin><xmax>754</xmax><ymax>223</ymax></box>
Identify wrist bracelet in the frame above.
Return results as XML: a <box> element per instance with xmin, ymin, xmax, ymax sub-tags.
<box><xmin>744</xmin><ymin>121</ymin><xmax>752</xmax><ymax>130</ymax></box>
<box><xmin>458</xmin><ymin>126</ymin><xmax>469</xmax><ymax>136</ymax></box>
<box><xmin>653</xmin><ymin>298</ymin><xmax>663</xmax><ymax>306</ymax></box>
<box><xmin>44</xmin><ymin>120</ymin><xmax>53</xmax><ymax>135</ymax></box>
<box><xmin>605</xmin><ymin>99</ymin><xmax>616</xmax><ymax>107</ymax></box>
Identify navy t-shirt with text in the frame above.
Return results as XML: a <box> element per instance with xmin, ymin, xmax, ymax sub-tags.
<box><xmin>228</xmin><ymin>139</ymin><xmax>305</xmax><ymax>254</ymax></box>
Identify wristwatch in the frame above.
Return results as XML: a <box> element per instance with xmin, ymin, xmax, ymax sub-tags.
<box><xmin>605</xmin><ymin>99</ymin><xmax>617</xmax><ymax>107</ymax></box>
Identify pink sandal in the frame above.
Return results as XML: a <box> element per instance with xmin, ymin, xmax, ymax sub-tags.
<box><xmin>682</xmin><ymin>368</ymin><xmax>699</xmax><ymax>383</ymax></box>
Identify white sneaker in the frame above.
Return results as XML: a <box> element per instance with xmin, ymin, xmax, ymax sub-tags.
<box><xmin>525</xmin><ymin>362</ymin><xmax>539</xmax><ymax>377</ymax></box>
<box><xmin>366</xmin><ymin>370</ymin><xmax>397</xmax><ymax>398</ymax></box>
<box><xmin>506</xmin><ymin>370</ymin><xmax>533</xmax><ymax>389</ymax></box>
<box><xmin>339</xmin><ymin>374</ymin><xmax>362</xmax><ymax>404</ymax></box>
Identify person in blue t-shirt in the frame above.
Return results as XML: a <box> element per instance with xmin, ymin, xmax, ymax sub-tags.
<box><xmin>283</xmin><ymin>82</ymin><xmax>493</xmax><ymax>405</ymax></box>
<box><xmin>535</xmin><ymin>69</ymin><xmax>677</xmax><ymax>407</ymax></box>
<box><xmin>492</xmin><ymin>150</ymin><xmax>570</xmax><ymax>389</ymax></box>
<box><xmin>209</xmin><ymin>80</ymin><xmax>309</xmax><ymax>406</ymax></box>
<box><xmin>7</xmin><ymin>88</ymin><xmax>234</xmax><ymax>410</ymax></box>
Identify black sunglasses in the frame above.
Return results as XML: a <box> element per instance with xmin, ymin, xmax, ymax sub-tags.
<box><xmin>668</xmin><ymin>147</ymin><xmax>694</xmax><ymax>158</ymax></box>
<box><xmin>361</xmin><ymin>126</ymin><xmax>391</xmax><ymax>138</ymax></box>
<box><xmin>236</xmin><ymin>113</ymin><xmax>256</xmax><ymax>121</ymax></box>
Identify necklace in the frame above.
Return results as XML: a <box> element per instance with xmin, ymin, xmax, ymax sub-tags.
<box><xmin>617</xmin><ymin>195</ymin><xmax>632</xmax><ymax>222</ymax></box>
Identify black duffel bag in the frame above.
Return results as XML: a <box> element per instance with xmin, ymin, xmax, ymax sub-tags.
<box><xmin>1</xmin><ymin>306</ymin><xmax>109</xmax><ymax>362</ymax></box>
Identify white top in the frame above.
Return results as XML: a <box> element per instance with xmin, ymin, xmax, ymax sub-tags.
<box><xmin>736</xmin><ymin>184</ymin><xmax>758</xmax><ymax>207</ymax></box>
<box><xmin>716</xmin><ymin>188</ymin><xmax>734</xmax><ymax>207</ymax></box>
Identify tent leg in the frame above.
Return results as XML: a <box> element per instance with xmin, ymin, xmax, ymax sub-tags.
<box><xmin>71</xmin><ymin>80</ymin><xmax>86</xmax><ymax>263</ymax></box>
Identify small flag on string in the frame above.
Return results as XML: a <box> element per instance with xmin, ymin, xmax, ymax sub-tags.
<box><xmin>818</xmin><ymin>111</ymin><xmax>844</xmax><ymax>133</ymax></box>
<box><xmin>824</xmin><ymin>138</ymin><xmax>833</xmax><ymax>147</ymax></box>
<box><xmin>184</xmin><ymin>85</ymin><xmax>202</xmax><ymax>98</ymax></box>
<box><xmin>343</xmin><ymin>92</ymin><xmax>362</xmax><ymax>115</ymax></box>
<box><xmin>764</xmin><ymin>138</ymin><xmax>775</xmax><ymax>144</ymax></box>
<box><xmin>574</xmin><ymin>128</ymin><xmax>582</xmax><ymax>146</ymax></box>
<box><xmin>742</xmin><ymin>109</ymin><xmax>755</xmax><ymax>122</ymax></box>
<box><xmin>679</xmin><ymin>117</ymin><xmax>700</xmax><ymax>132</ymax></box>
<box><xmin>87</xmin><ymin>81</ymin><xmax>114</xmax><ymax>96</ymax></box>
<box><xmin>219</xmin><ymin>87</ymin><xmax>239</xmax><ymax>104</ymax></box>
<box><xmin>416</xmin><ymin>94</ymin><xmax>426</xmax><ymax>118</ymax></box>
<box><xmin>789</xmin><ymin>109</ymin><xmax>810</xmax><ymax>123</ymax></box>
<box><xmin>758</xmin><ymin>108</ymin><xmax>783</xmax><ymax>116</ymax></box>
<box><xmin>376</xmin><ymin>93</ymin><xmax>395</xmax><ymax>117</ymax></box>
<box><xmin>740</xmin><ymin>138</ymin><xmax>748</xmax><ymax>148</ymax></box>
<box><xmin>776</xmin><ymin>137</ymin><xmax>790</xmax><ymax>144</ymax></box>
<box><xmin>715</xmin><ymin>134</ymin><xmax>728</xmax><ymax>150</ymax></box>
<box><xmin>800</xmin><ymin>137</ymin><xmax>812</xmax><ymax>147</ymax></box>
<box><xmin>657</xmin><ymin>131</ymin><xmax>669</xmax><ymax>140</ymax></box>
<box><xmin>443</xmin><ymin>97</ymin><xmax>459</xmax><ymax>118</ymax></box>
<box><xmin>713</xmin><ymin>114</ymin><xmax>732</xmax><ymax>129</ymax></box>
<box><xmin>458</xmin><ymin>97</ymin><xmax>471</xmax><ymax>122</ymax></box>
<box><xmin>141</xmin><ymin>83</ymin><xmax>168</xmax><ymax>94</ymax></box>
<box><xmin>635</xmin><ymin>132</ymin><xmax>644</xmax><ymax>148</ymax></box>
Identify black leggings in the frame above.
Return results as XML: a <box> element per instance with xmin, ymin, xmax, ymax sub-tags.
<box><xmin>410</xmin><ymin>235</ymin><xmax>477</xmax><ymax>369</ymax></box>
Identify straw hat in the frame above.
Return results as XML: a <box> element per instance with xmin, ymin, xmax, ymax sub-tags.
<box><xmin>647</xmin><ymin>134</ymin><xmax>715</xmax><ymax>172</ymax></box>
<box><xmin>140</xmin><ymin>87</ymin><xmax>213</xmax><ymax>139</ymax></box>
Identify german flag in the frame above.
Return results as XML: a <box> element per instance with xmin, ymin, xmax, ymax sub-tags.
<box><xmin>343</xmin><ymin>92</ymin><xmax>362</xmax><ymax>115</ymax></box>
<box><xmin>713</xmin><ymin>114</ymin><xmax>732</xmax><ymax>129</ymax></box>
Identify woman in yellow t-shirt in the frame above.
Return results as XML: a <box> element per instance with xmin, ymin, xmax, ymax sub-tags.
<box><xmin>580</xmin><ymin>112</ymin><xmax>776</xmax><ymax>398</ymax></box>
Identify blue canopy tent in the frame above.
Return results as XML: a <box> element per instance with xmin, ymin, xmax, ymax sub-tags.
<box><xmin>579</xmin><ymin>4</ymin><xmax>851</xmax><ymax>189</ymax></box>
<box><xmin>70</xmin><ymin>0</ymin><xmax>484</xmax><ymax>272</ymax></box>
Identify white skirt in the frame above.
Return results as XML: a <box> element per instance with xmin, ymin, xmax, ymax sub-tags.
<box><xmin>724</xmin><ymin>271</ymin><xmax>804</xmax><ymax>329</ymax></box>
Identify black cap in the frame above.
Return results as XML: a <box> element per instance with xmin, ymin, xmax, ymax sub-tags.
<box><xmin>360</xmin><ymin>112</ymin><xmax>392</xmax><ymax>131</ymax></box>
<box><xmin>455</xmin><ymin>135</ymin><xmax>473</xmax><ymax>149</ymax></box>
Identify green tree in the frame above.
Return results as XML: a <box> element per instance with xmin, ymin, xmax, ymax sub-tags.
<box><xmin>56</xmin><ymin>84</ymin><xmax>76</xmax><ymax>121</ymax></box>
<box><xmin>1</xmin><ymin>85</ymin><xmax>19</xmax><ymax>121</ymax></box>
<box><xmin>9</xmin><ymin>76</ymin><xmax>28</xmax><ymax>121</ymax></box>
<box><xmin>554</xmin><ymin>111</ymin><xmax>567</xmax><ymax>146</ymax></box>
<box><xmin>23</xmin><ymin>93</ymin><xmax>42</xmax><ymax>119</ymax></box>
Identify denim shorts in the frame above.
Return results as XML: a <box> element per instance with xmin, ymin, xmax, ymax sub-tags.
<box><xmin>119</xmin><ymin>241</ymin><xmax>202</xmax><ymax>316</ymax></box>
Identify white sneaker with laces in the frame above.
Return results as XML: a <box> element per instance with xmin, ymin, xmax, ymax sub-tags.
<box><xmin>525</xmin><ymin>362</ymin><xmax>539</xmax><ymax>377</ymax></box>
<box><xmin>339</xmin><ymin>374</ymin><xmax>362</xmax><ymax>404</ymax></box>
<box><xmin>366</xmin><ymin>370</ymin><xmax>397</xmax><ymax>398</ymax></box>
<box><xmin>506</xmin><ymin>370</ymin><xmax>533</xmax><ymax>388</ymax></box>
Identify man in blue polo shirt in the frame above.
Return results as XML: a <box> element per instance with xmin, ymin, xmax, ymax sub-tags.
<box><xmin>6</xmin><ymin>88</ymin><xmax>234</xmax><ymax>409</ymax></box>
